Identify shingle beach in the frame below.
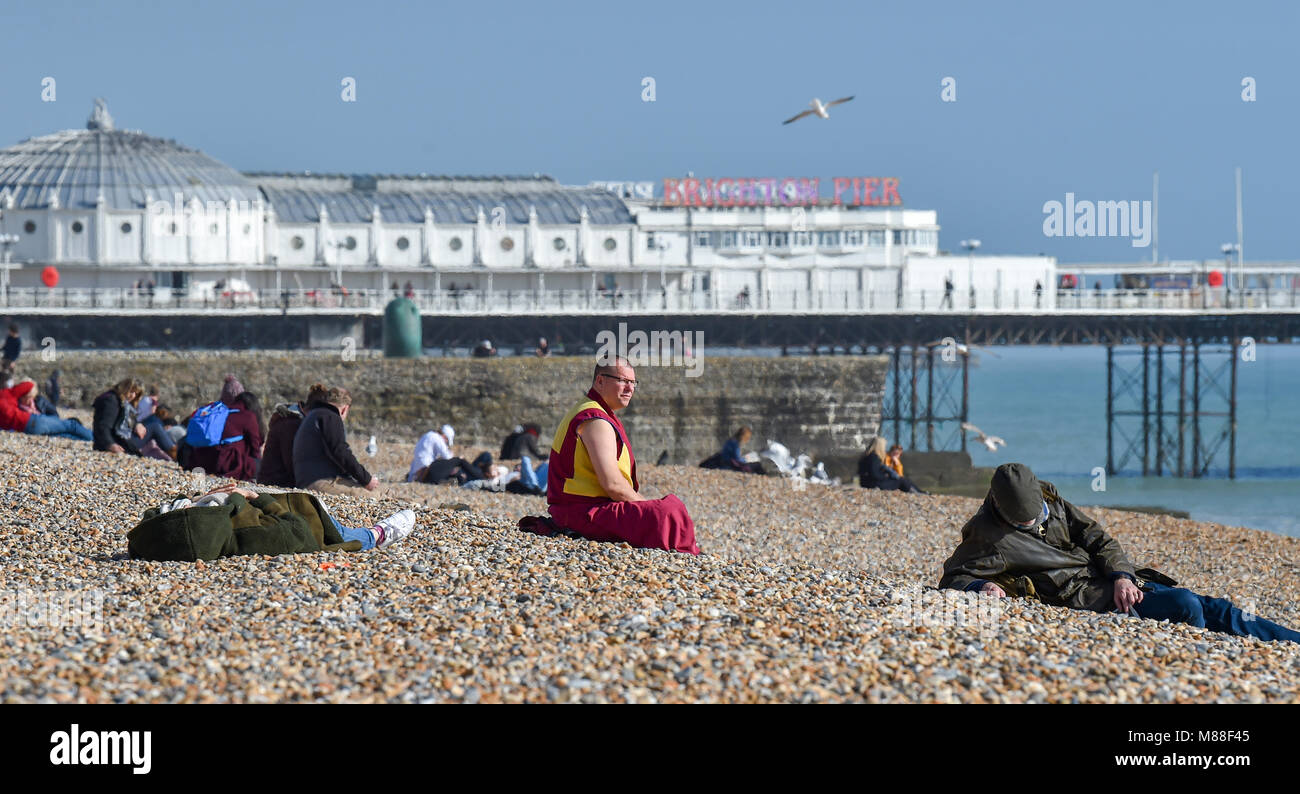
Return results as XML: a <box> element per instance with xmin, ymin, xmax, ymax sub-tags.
<box><xmin>2</xmin><ymin>430</ymin><xmax>1298</xmax><ymax>703</ymax></box>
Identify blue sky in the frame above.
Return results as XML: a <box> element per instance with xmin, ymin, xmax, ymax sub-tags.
<box><xmin>2</xmin><ymin>0</ymin><xmax>1296</xmax><ymax>261</ymax></box>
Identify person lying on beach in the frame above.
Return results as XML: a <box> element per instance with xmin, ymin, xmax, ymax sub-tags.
<box><xmin>537</xmin><ymin>357</ymin><xmax>699</xmax><ymax>554</ymax></box>
<box><xmin>127</xmin><ymin>483</ymin><xmax>415</xmax><ymax>562</ymax></box>
<box><xmin>939</xmin><ymin>462</ymin><xmax>1300</xmax><ymax>644</ymax></box>
<box><xmin>0</xmin><ymin>379</ymin><xmax>93</xmax><ymax>441</ymax></box>
<box><xmin>407</xmin><ymin>424</ymin><xmax>455</xmax><ymax>482</ymax></box>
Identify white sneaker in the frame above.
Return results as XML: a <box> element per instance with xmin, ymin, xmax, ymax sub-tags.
<box><xmin>373</xmin><ymin>509</ymin><xmax>416</xmax><ymax>548</ymax></box>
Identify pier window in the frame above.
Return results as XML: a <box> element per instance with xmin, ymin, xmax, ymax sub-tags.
<box><xmin>892</xmin><ymin>230</ymin><xmax>903</xmax><ymax>245</ymax></box>
<box><xmin>396</xmin><ymin>236</ymin><xmax>410</xmax><ymax>250</ymax></box>
<box><xmin>721</xmin><ymin>231</ymin><xmax>737</xmax><ymax>247</ymax></box>
<box><xmin>553</xmin><ymin>237</ymin><xmax>566</xmax><ymax>251</ymax></box>
<box><xmin>120</xmin><ymin>222</ymin><xmax>132</xmax><ymax>233</ymax></box>
<box><xmin>793</xmin><ymin>231</ymin><xmax>813</xmax><ymax>246</ymax></box>
<box><xmin>694</xmin><ymin>231</ymin><xmax>711</xmax><ymax>246</ymax></box>
<box><xmin>742</xmin><ymin>231</ymin><xmax>762</xmax><ymax>247</ymax></box>
<box><xmin>71</xmin><ymin>221</ymin><xmax>84</xmax><ymax>234</ymax></box>
<box><xmin>23</xmin><ymin>221</ymin><xmax>36</xmax><ymax>233</ymax></box>
<box><xmin>604</xmin><ymin>237</ymin><xmax>617</xmax><ymax>251</ymax></box>
<box><xmin>767</xmin><ymin>231</ymin><xmax>789</xmax><ymax>247</ymax></box>
<box><xmin>818</xmin><ymin>231</ymin><xmax>841</xmax><ymax>246</ymax></box>
<box><xmin>291</xmin><ymin>235</ymin><xmax>305</xmax><ymax>249</ymax></box>
<box><xmin>646</xmin><ymin>232</ymin><xmax>657</xmax><ymax>250</ymax></box>
<box><xmin>843</xmin><ymin>229</ymin><xmax>863</xmax><ymax>246</ymax></box>
<box><xmin>449</xmin><ymin>237</ymin><xmax>462</xmax><ymax>251</ymax></box>
<box><xmin>868</xmin><ymin>230</ymin><xmax>885</xmax><ymax>246</ymax></box>
<box><xmin>344</xmin><ymin>236</ymin><xmax>358</xmax><ymax>250</ymax></box>
<box><xmin>501</xmin><ymin>236</ymin><xmax>515</xmax><ymax>251</ymax></box>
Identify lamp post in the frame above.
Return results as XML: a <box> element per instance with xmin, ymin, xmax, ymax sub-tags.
<box><xmin>0</xmin><ymin>233</ymin><xmax>18</xmax><ymax>306</ymax></box>
<box><xmin>961</xmin><ymin>238</ymin><xmax>981</xmax><ymax>309</ymax></box>
<box><xmin>1221</xmin><ymin>243</ymin><xmax>1238</xmax><ymax>308</ymax></box>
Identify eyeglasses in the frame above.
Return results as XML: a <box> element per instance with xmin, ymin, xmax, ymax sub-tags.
<box><xmin>600</xmin><ymin>374</ymin><xmax>638</xmax><ymax>388</ymax></box>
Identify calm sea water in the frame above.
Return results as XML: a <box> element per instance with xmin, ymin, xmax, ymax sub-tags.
<box><xmin>963</xmin><ymin>345</ymin><xmax>1300</xmax><ymax>537</ymax></box>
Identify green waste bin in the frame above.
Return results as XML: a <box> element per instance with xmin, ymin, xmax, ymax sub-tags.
<box><xmin>383</xmin><ymin>298</ymin><xmax>422</xmax><ymax>358</ymax></box>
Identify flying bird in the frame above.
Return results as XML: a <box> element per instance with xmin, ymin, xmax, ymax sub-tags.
<box><xmin>961</xmin><ymin>423</ymin><xmax>1006</xmax><ymax>452</ymax></box>
<box><xmin>783</xmin><ymin>96</ymin><xmax>855</xmax><ymax>125</ymax></box>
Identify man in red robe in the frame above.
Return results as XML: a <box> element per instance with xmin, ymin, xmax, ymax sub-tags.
<box><xmin>545</xmin><ymin>357</ymin><xmax>699</xmax><ymax>554</ymax></box>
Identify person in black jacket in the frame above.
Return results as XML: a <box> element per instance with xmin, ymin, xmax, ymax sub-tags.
<box><xmin>1</xmin><ymin>324</ymin><xmax>20</xmax><ymax>364</ymax></box>
<box><xmin>858</xmin><ymin>436</ymin><xmax>926</xmax><ymax>493</ymax></box>
<box><xmin>291</xmin><ymin>384</ymin><xmax>378</xmax><ymax>494</ymax></box>
<box><xmin>92</xmin><ymin>378</ymin><xmax>145</xmax><ymax>455</ymax></box>
<box><xmin>500</xmin><ymin>423</ymin><xmax>548</xmax><ymax>461</ymax></box>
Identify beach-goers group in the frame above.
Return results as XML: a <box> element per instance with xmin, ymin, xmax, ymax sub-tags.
<box><xmin>7</xmin><ymin>326</ymin><xmax>1297</xmax><ymax>645</ymax></box>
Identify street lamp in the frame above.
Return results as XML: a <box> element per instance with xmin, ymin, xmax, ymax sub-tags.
<box><xmin>961</xmin><ymin>238</ymin><xmax>981</xmax><ymax>309</ymax></box>
<box><xmin>0</xmin><ymin>233</ymin><xmax>19</xmax><ymax>305</ymax></box>
<box><xmin>1221</xmin><ymin>243</ymin><xmax>1238</xmax><ymax>308</ymax></box>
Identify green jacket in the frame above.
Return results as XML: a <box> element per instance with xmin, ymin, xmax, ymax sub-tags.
<box><xmin>939</xmin><ymin>481</ymin><xmax>1174</xmax><ymax>611</ymax></box>
<box><xmin>128</xmin><ymin>491</ymin><xmax>363</xmax><ymax>562</ymax></box>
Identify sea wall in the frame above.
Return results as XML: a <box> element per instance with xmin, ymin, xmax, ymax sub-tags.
<box><xmin>15</xmin><ymin>352</ymin><xmax>889</xmax><ymax>477</ymax></box>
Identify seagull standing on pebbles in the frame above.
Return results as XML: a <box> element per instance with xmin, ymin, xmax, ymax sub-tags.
<box><xmin>783</xmin><ymin>96</ymin><xmax>855</xmax><ymax>125</ymax></box>
<box><xmin>962</xmin><ymin>423</ymin><xmax>1006</xmax><ymax>452</ymax></box>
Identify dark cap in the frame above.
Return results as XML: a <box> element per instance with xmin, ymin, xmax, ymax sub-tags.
<box><xmin>990</xmin><ymin>462</ymin><xmax>1044</xmax><ymax>526</ymax></box>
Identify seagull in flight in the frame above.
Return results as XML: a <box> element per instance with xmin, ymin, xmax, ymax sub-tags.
<box><xmin>784</xmin><ymin>96</ymin><xmax>855</xmax><ymax>125</ymax></box>
<box><xmin>962</xmin><ymin>423</ymin><xmax>1007</xmax><ymax>453</ymax></box>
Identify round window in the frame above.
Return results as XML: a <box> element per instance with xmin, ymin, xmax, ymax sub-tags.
<box><xmin>120</xmin><ymin>222</ymin><xmax>132</xmax><ymax>234</ymax></box>
<box><xmin>449</xmin><ymin>237</ymin><xmax>463</xmax><ymax>251</ymax></box>
<box><xmin>291</xmin><ymin>235</ymin><xmax>305</xmax><ymax>250</ymax></box>
<box><xmin>603</xmin><ymin>237</ymin><xmax>617</xmax><ymax>251</ymax></box>
<box><xmin>552</xmin><ymin>237</ymin><xmax>566</xmax><ymax>251</ymax></box>
<box><xmin>71</xmin><ymin>221</ymin><xmax>84</xmax><ymax>234</ymax></box>
<box><xmin>209</xmin><ymin>223</ymin><xmax>219</xmax><ymax>235</ymax></box>
<box><xmin>500</xmin><ymin>236</ymin><xmax>514</xmax><ymax>251</ymax></box>
<box><xmin>24</xmin><ymin>221</ymin><xmax>36</xmax><ymax>233</ymax></box>
<box><xmin>345</xmin><ymin>236</ymin><xmax>357</xmax><ymax>251</ymax></box>
<box><xmin>243</xmin><ymin>224</ymin><xmax>252</xmax><ymax>235</ymax></box>
<box><xmin>396</xmin><ymin>236</ymin><xmax>410</xmax><ymax>250</ymax></box>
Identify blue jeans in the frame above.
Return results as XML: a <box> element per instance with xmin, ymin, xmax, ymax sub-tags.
<box><xmin>520</xmin><ymin>456</ymin><xmax>539</xmax><ymax>489</ymax></box>
<box><xmin>329</xmin><ymin>514</ymin><xmax>374</xmax><ymax>550</ymax></box>
<box><xmin>1135</xmin><ymin>582</ymin><xmax>1300</xmax><ymax>644</ymax></box>
<box><xmin>25</xmin><ymin>413</ymin><xmax>93</xmax><ymax>441</ymax></box>
<box><xmin>141</xmin><ymin>415</ymin><xmax>175</xmax><ymax>451</ymax></box>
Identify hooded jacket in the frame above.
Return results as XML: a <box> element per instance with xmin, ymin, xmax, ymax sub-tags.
<box><xmin>0</xmin><ymin>381</ymin><xmax>35</xmax><ymax>432</ymax></box>
<box><xmin>256</xmin><ymin>402</ymin><xmax>304</xmax><ymax>487</ymax></box>
<box><xmin>91</xmin><ymin>389</ymin><xmax>141</xmax><ymax>453</ymax></box>
<box><xmin>127</xmin><ymin>490</ymin><xmax>362</xmax><ymax>561</ymax></box>
<box><xmin>939</xmin><ymin>478</ymin><xmax>1173</xmax><ymax>612</ymax></box>
<box><xmin>291</xmin><ymin>400</ymin><xmax>372</xmax><ymax>488</ymax></box>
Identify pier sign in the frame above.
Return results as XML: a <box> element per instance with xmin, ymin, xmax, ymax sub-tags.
<box><xmin>661</xmin><ymin>177</ymin><xmax>902</xmax><ymax>207</ymax></box>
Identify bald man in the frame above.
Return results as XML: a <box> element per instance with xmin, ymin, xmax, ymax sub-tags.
<box><xmin>546</xmin><ymin>357</ymin><xmax>699</xmax><ymax>554</ymax></box>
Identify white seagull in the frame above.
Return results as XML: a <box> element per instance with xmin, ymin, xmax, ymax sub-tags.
<box><xmin>783</xmin><ymin>96</ymin><xmax>855</xmax><ymax>125</ymax></box>
<box><xmin>962</xmin><ymin>422</ymin><xmax>1006</xmax><ymax>453</ymax></box>
<box><xmin>366</xmin><ymin>435</ymin><xmax>378</xmax><ymax>457</ymax></box>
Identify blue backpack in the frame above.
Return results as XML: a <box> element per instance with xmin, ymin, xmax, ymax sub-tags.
<box><xmin>186</xmin><ymin>401</ymin><xmax>243</xmax><ymax>447</ymax></box>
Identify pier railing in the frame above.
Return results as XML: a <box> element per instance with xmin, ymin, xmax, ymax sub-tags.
<box><xmin>3</xmin><ymin>285</ymin><xmax>1298</xmax><ymax>314</ymax></box>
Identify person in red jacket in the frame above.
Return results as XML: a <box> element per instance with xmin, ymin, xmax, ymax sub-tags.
<box><xmin>187</xmin><ymin>375</ymin><xmax>264</xmax><ymax>481</ymax></box>
<box><xmin>0</xmin><ymin>380</ymin><xmax>92</xmax><ymax>440</ymax></box>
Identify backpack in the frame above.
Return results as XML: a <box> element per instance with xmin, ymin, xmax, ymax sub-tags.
<box><xmin>186</xmin><ymin>401</ymin><xmax>243</xmax><ymax>448</ymax></box>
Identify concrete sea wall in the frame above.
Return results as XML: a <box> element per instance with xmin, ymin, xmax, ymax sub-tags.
<box><xmin>16</xmin><ymin>352</ymin><xmax>889</xmax><ymax>478</ymax></box>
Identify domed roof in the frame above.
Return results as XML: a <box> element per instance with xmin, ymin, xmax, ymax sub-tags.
<box><xmin>0</xmin><ymin>99</ymin><xmax>260</xmax><ymax>211</ymax></box>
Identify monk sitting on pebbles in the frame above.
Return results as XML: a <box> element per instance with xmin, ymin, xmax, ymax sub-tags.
<box><xmin>541</xmin><ymin>357</ymin><xmax>699</xmax><ymax>554</ymax></box>
<box><xmin>940</xmin><ymin>462</ymin><xmax>1300</xmax><ymax>644</ymax></box>
<box><xmin>127</xmin><ymin>483</ymin><xmax>416</xmax><ymax>562</ymax></box>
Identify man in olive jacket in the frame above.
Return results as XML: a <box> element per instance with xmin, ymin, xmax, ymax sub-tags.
<box><xmin>128</xmin><ymin>485</ymin><xmax>414</xmax><ymax>561</ymax></box>
<box><xmin>940</xmin><ymin>463</ymin><xmax>1300</xmax><ymax>643</ymax></box>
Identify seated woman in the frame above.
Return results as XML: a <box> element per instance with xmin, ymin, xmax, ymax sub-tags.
<box><xmin>858</xmin><ymin>436</ymin><xmax>926</xmax><ymax>494</ymax></box>
<box><xmin>257</xmin><ymin>388</ymin><xmax>319</xmax><ymax>487</ymax></box>
<box><xmin>701</xmin><ymin>427</ymin><xmax>764</xmax><ymax>474</ymax></box>
<box><xmin>0</xmin><ymin>380</ymin><xmax>93</xmax><ymax>440</ymax></box>
<box><xmin>93</xmin><ymin>378</ymin><xmax>150</xmax><ymax>455</ymax></box>
<box><xmin>127</xmin><ymin>483</ymin><xmax>416</xmax><ymax>562</ymax></box>
<box><xmin>188</xmin><ymin>378</ymin><xmax>265</xmax><ymax>480</ymax></box>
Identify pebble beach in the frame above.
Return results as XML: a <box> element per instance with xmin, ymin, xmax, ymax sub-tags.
<box><xmin>2</xmin><ymin>429</ymin><xmax>1299</xmax><ymax>704</ymax></box>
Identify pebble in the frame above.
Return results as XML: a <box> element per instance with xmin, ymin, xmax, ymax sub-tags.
<box><xmin>1</xmin><ymin>429</ymin><xmax>1297</xmax><ymax>704</ymax></box>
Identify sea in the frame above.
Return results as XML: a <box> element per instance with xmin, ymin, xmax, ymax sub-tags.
<box><xmin>964</xmin><ymin>345</ymin><xmax>1300</xmax><ymax>538</ymax></box>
